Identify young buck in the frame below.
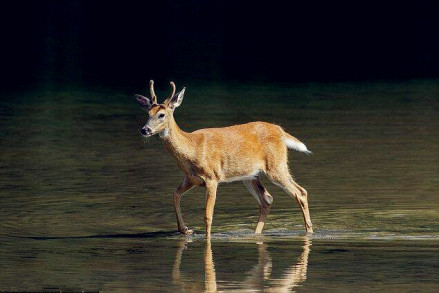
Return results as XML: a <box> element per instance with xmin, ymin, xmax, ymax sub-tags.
<box><xmin>135</xmin><ymin>81</ymin><xmax>313</xmax><ymax>238</ymax></box>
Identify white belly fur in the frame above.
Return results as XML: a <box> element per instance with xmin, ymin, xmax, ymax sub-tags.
<box><xmin>221</xmin><ymin>170</ymin><xmax>260</xmax><ymax>183</ymax></box>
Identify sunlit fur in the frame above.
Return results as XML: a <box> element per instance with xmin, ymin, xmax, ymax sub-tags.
<box><xmin>137</xmin><ymin>81</ymin><xmax>313</xmax><ymax>238</ymax></box>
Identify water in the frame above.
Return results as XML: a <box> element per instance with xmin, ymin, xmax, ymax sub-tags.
<box><xmin>0</xmin><ymin>80</ymin><xmax>438</xmax><ymax>291</ymax></box>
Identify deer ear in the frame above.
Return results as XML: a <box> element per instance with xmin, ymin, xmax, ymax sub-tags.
<box><xmin>135</xmin><ymin>94</ymin><xmax>152</xmax><ymax>110</ymax></box>
<box><xmin>168</xmin><ymin>88</ymin><xmax>185</xmax><ymax>110</ymax></box>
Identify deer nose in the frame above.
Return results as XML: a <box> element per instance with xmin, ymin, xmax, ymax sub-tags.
<box><xmin>141</xmin><ymin>127</ymin><xmax>151</xmax><ymax>135</ymax></box>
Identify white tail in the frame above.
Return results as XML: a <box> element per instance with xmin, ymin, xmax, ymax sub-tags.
<box><xmin>283</xmin><ymin>132</ymin><xmax>312</xmax><ymax>155</ymax></box>
<box><xmin>136</xmin><ymin>81</ymin><xmax>313</xmax><ymax>238</ymax></box>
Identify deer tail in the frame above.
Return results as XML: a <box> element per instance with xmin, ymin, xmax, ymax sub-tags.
<box><xmin>283</xmin><ymin>131</ymin><xmax>312</xmax><ymax>155</ymax></box>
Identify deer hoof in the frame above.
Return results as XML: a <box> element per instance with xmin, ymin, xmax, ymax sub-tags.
<box><xmin>180</xmin><ymin>226</ymin><xmax>193</xmax><ymax>235</ymax></box>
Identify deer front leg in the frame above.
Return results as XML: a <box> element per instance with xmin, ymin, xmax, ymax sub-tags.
<box><xmin>173</xmin><ymin>177</ymin><xmax>195</xmax><ymax>235</ymax></box>
<box><xmin>204</xmin><ymin>181</ymin><xmax>218</xmax><ymax>238</ymax></box>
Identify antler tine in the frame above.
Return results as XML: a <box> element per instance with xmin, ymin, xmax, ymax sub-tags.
<box><xmin>164</xmin><ymin>81</ymin><xmax>176</xmax><ymax>104</ymax></box>
<box><xmin>169</xmin><ymin>81</ymin><xmax>176</xmax><ymax>100</ymax></box>
<box><xmin>149</xmin><ymin>80</ymin><xmax>158</xmax><ymax>104</ymax></box>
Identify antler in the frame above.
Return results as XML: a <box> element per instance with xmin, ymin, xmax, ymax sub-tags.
<box><xmin>149</xmin><ymin>80</ymin><xmax>158</xmax><ymax>104</ymax></box>
<box><xmin>164</xmin><ymin>81</ymin><xmax>176</xmax><ymax>105</ymax></box>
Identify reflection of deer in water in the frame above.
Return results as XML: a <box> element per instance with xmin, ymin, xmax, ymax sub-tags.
<box><xmin>266</xmin><ymin>239</ymin><xmax>310</xmax><ymax>292</ymax></box>
<box><xmin>172</xmin><ymin>240</ymin><xmax>214</xmax><ymax>292</ymax></box>
<box><xmin>172</xmin><ymin>238</ymin><xmax>311</xmax><ymax>292</ymax></box>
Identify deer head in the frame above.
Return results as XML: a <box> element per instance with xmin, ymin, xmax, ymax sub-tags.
<box><xmin>136</xmin><ymin>80</ymin><xmax>186</xmax><ymax>137</ymax></box>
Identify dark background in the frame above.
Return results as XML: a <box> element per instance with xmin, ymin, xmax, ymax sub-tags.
<box><xmin>1</xmin><ymin>1</ymin><xmax>438</xmax><ymax>92</ymax></box>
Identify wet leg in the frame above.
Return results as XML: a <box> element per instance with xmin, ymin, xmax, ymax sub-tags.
<box><xmin>244</xmin><ymin>178</ymin><xmax>273</xmax><ymax>234</ymax></box>
<box><xmin>204</xmin><ymin>180</ymin><xmax>218</xmax><ymax>238</ymax></box>
<box><xmin>173</xmin><ymin>177</ymin><xmax>195</xmax><ymax>235</ymax></box>
<box><xmin>267</xmin><ymin>170</ymin><xmax>313</xmax><ymax>233</ymax></box>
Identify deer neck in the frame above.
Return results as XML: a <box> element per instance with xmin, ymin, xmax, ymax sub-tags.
<box><xmin>161</xmin><ymin>115</ymin><xmax>195</xmax><ymax>161</ymax></box>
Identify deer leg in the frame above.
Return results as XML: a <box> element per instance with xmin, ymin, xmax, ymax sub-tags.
<box><xmin>244</xmin><ymin>178</ymin><xmax>273</xmax><ymax>234</ymax></box>
<box><xmin>173</xmin><ymin>177</ymin><xmax>195</xmax><ymax>235</ymax></box>
<box><xmin>204</xmin><ymin>181</ymin><xmax>218</xmax><ymax>238</ymax></box>
<box><xmin>267</xmin><ymin>169</ymin><xmax>313</xmax><ymax>233</ymax></box>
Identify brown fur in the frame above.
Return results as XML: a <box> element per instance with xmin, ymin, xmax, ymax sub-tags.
<box><xmin>138</xmin><ymin>82</ymin><xmax>313</xmax><ymax>237</ymax></box>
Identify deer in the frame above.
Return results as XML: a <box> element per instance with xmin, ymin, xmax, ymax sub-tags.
<box><xmin>135</xmin><ymin>81</ymin><xmax>313</xmax><ymax>238</ymax></box>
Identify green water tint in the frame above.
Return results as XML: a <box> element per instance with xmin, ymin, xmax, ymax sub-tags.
<box><xmin>0</xmin><ymin>236</ymin><xmax>437</xmax><ymax>292</ymax></box>
<box><xmin>0</xmin><ymin>80</ymin><xmax>438</xmax><ymax>291</ymax></box>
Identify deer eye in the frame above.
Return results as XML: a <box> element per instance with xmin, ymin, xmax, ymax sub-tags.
<box><xmin>158</xmin><ymin>113</ymin><xmax>165</xmax><ymax>119</ymax></box>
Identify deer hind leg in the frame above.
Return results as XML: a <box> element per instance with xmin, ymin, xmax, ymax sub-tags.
<box><xmin>244</xmin><ymin>178</ymin><xmax>273</xmax><ymax>234</ymax></box>
<box><xmin>267</xmin><ymin>167</ymin><xmax>313</xmax><ymax>233</ymax></box>
<box><xmin>174</xmin><ymin>177</ymin><xmax>195</xmax><ymax>235</ymax></box>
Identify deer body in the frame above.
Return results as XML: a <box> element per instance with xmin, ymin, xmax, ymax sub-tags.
<box><xmin>136</xmin><ymin>81</ymin><xmax>313</xmax><ymax>238</ymax></box>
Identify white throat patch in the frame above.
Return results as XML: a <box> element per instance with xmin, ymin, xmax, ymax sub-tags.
<box><xmin>159</xmin><ymin>128</ymin><xmax>169</xmax><ymax>138</ymax></box>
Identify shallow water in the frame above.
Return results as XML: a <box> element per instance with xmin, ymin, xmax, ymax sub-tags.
<box><xmin>0</xmin><ymin>80</ymin><xmax>438</xmax><ymax>291</ymax></box>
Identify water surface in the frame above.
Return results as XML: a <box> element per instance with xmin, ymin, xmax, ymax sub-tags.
<box><xmin>0</xmin><ymin>80</ymin><xmax>438</xmax><ymax>291</ymax></box>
